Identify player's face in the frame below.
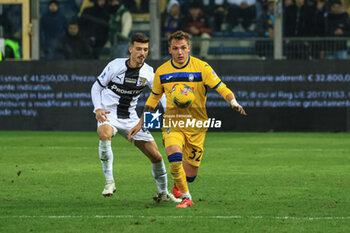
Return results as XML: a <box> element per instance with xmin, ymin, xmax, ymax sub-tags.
<box><xmin>129</xmin><ymin>42</ymin><xmax>149</xmax><ymax>67</ymax></box>
<box><xmin>168</xmin><ymin>39</ymin><xmax>191</xmax><ymax>64</ymax></box>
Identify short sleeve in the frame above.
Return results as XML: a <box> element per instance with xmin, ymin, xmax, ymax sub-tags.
<box><xmin>202</xmin><ymin>63</ymin><xmax>222</xmax><ymax>90</ymax></box>
<box><xmin>145</xmin><ymin>68</ymin><xmax>155</xmax><ymax>89</ymax></box>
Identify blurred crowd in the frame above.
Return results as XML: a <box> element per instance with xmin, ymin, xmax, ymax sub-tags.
<box><xmin>0</xmin><ymin>0</ymin><xmax>350</xmax><ymax>60</ymax></box>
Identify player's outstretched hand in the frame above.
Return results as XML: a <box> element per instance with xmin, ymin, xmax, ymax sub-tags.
<box><xmin>232</xmin><ymin>104</ymin><xmax>247</xmax><ymax>116</ymax></box>
<box><xmin>96</xmin><ymin>109</ymin><xmax>111</xmax><ymax>123</ymax></box>
<box><xmin>128</xmin><ymin>122</ymin><xmax>142</xmax><ymax>142</ymax></box>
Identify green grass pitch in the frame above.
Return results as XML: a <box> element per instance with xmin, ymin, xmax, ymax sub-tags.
<box><xmin>0</xmin><ymin>131</ymin><xmax>350</xmax><ymax>233</ymax></box>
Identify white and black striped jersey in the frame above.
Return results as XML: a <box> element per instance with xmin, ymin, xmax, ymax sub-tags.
<box><xmin>91</xmin><ymin>58</ymin><xmax>160</xmax><ymax>119</ymax></box>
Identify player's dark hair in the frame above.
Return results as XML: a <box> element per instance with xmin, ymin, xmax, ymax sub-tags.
<box><xmin>168</xmin><ymin>31</ymin><xmax>190</xmax><ymax>46</ymax></box>
<box><xmin>130</xmin><ymin>33</ymin><xmax>149</xmax><ymax>45</ymax></box>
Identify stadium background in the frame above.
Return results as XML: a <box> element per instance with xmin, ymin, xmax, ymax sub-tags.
<box><xmin>0</xmin><ymin>60</ymin><xmax>350</xmax><ymax>131</ymax></box>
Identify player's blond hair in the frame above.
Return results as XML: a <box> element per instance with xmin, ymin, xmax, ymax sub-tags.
<box><xmin>168</xmin><ymin>31</ymin><xmax>190</xmax><ymax>46</ymax></box>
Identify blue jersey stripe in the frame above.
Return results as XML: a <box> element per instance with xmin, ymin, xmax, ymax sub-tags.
<box><xmin>160</xmin><ymin>72</ymin><xmax>202</xmax><ymax>80</ymax></box>
<box><xmin>213</xmin><ymin>81</ymin><xmax>222</xmax><ymax>89</ymax></box>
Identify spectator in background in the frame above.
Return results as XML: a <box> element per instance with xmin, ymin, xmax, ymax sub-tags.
<box><xmin>79</xmin><ymin>0</ymin><xmax>110</xmax><ymax>59</ymax></box>
<box><xmin>227</xmin><ymin>0</ymin><xmax>257</xmax><ymax>31</ymax></box>
<box><xmin>78</xmin><ymin>0</ymin><xmax>95</xmax><ymax>16</ymax></box>
<box><xmin>284</xmin><ymin>0</ymin><xmax>317</xmax><ymax>37</ymax></box>
<box><xmin>124</xmin><ymin>0</ymin><xmax>149</xmax><ymax>13</ymax></box>
<box><xmin>1</xmin><ymin>5</ymin><xmax>22</xmax><ymax>41</ymax></box>
<box><xmin>310</xmin><ymin>0</ymin><xmax>328</xmax><ymax>59</ymax></box>
<box><xmin>108</xmin><ymin>0</ymin><xmax>132</xmax><ymax>59</ymax></box>
<box><xmin>164</xmin><ymin>0</ymin><xmax>181</xmax><ymax>38</ymax></box>
<box><xmin>182</xmin><ymin>3</ymin><xmax>212</xmax><ymax>59</ymax></box>
<box><xmin>255</xmin><ymin>0</ymin><xmax>274</xmax><ymax>59</ymax></box>
<box><xmin>40</xmin><ymin>0</ymin><xmax>67</xmax><ymax>60</ymax></box>
<box><xmin>201</xmin><ymin>0</ymin><xmax>227</xmax><ymax>32</ymax></box>
<box><xmin>283</xmin><ymin>0</ymin><xmax>317</xmax><ymax>59</ymax></box>
<box><xmin>2</xmin><ymin>38</ymin><xmax>21</xmax><ymax>60</ymax></box>
<box><xmin>256</xmin><ymin>0</ymin><xmax>267</xmax><ymax>23</ymax></box>
<box><xmin>324</xmin><ymin>0</ymin><xmax>350</xmax><ymax>59</ymax></box>
<box><xmin>55</xmin><ymin>19</ymin><xmax>92</xmax><ymax>60</ymax></box>
<box><xmin>284</xmin><ymin>0</ymin><xmax>293</xmax><ymax>7</ymax></box>
<box><xmin>342</xmin><ymin>0</ymin><xmax>350</xmax><ymax>15</ymax></box>
<box><xmin>315</xmin><ymin>0</ymin><xmax>328</xmax><ymax>36</ymax></box>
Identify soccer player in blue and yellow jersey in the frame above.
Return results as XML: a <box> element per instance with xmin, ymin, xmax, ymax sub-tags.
<box><xmin>129</xmin><ymin>31</ymin><xmax>246</xmax><ymax>208</ymax></box>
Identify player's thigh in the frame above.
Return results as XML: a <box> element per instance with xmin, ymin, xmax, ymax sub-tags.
<box><xmin>182</xmin><ymin>132</ymin><xmax>206</xmax><ymax>168</ymax></box>
<box><xmin>97</xmin><ymin>124</ymin><xmax>116</xmax><ymax>140</ymax></box>
<box><xmin>163</xmin><ymin>131</ymin><xmax>185</xmax><ymax>156</ymax></box>
<box><xmin>134</xmin><ymin>140</ymin><xmax>162</xmax><ymax>163</ymax></box>
<box><xmin>119</xmin><ymin>124</ymin><xmax>154</xmax><ymax>143</ymax></box>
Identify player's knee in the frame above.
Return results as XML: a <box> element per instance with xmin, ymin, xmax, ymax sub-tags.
<box><xmin>186</xmin><ymin>176</ymin><xmax>197</xmax><ymax>183</ymax></box>
<box><xmin>150</xmin><ymin>153</ymin><xmax>162</xmax><ymax>163</ymax></box>
<box><xmin>98</xmin><ymin>125</ymin><xmax>113</xmax><ymax>140</ymax></box>
<box><xmin>98</xmin><ymin>131</ymin><xmax>112</xmax><ymax>141</ymax></box>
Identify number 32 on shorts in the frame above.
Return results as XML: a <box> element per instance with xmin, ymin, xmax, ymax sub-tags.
<box><xmin>188</xmin><ymin>148</ymin><xmax>202</xmax><ymax>162</ymax></box>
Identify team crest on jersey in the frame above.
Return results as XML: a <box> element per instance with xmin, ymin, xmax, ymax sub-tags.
<box><xmin>188</xmin><ymin>73</ymin><xmax>194</xmax><ymax>82</ymax></box>
<box><xmin>137</xmin><ymin>77</ymin><xmax>146</xmax><ymax>87</ymax></box>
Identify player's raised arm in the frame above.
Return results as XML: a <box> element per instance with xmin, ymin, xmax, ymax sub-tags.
<box><xmin>203</xmin><ymin>63</ymin><xmax>247</xmax><ymax>116</ymax></box>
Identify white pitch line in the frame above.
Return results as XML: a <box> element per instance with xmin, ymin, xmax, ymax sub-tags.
<box><xmin>0</xmin><ymin>146</ymin><xmax>133</xmax><ymax>150</ymax></box>
<box><xmin>263</xmin><ymin>148</ymin><xmax>350</xmax><ymax>152</ymax></box>
<box><xmin>0</xmin><ymin>215</ymin><xmax>350</xmax><ymax>221</ymax></box>
<box><xmin>207</xmin><ymin>147</ymin><xmax>350</xmax><ymax>152</ymax></box>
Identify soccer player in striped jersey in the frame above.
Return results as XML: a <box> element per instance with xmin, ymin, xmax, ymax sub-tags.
<box><xmin>129</xmin><ymin>31</ymin><xmax>247</xmax><ymax>208</ymax></box>
<box><xmin>91</xmin><ymin>33</ymin><xmax>180</xmax><ymax>203</ymax></box>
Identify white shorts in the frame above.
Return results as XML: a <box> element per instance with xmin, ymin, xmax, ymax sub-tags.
<box><xmin>97</xmin><ymin>110</ymin><xmax>154</xmax><ymax>142</ymax></box>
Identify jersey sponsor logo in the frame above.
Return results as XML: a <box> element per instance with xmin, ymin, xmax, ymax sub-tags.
<box><xmin>100</xmin><ymin>72</ymin><xmax>106</xmax><ymax>79</ymax></box>
<box><xmin>125</xmin><ymin>77</ymin><xmax>137</xmax><ymax>84</ymax></box>
<box><xmin>109</xmin><ymin>84</ymin><xmax>143</xmax><ymax>95</ymax></box>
